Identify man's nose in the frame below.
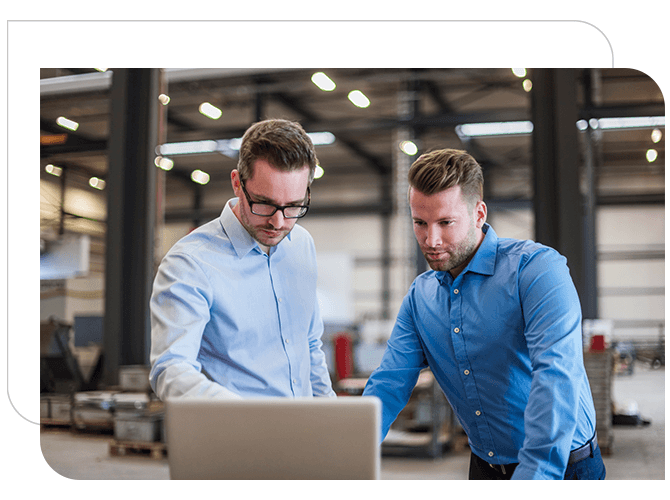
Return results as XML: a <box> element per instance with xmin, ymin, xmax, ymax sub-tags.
<box><xmin>425</xmin><ymin>225</ymin><xmax>441</xmax><ymax>248</ymax></box>
<box><xmin>268</xmin><ymin>209</ymin><xmax>285</xmax><ymax>228</ymax></box>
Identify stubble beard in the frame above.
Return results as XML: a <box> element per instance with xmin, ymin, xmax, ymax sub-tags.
<box><xmin>423</xmin><ymin>223</ymin><xmax>478</xmax><ymax>273</ymax></box>
<box><xmin>239</xmin><ymin>207</ymin><xmax>291</xmax><ymax>249</ymax></box>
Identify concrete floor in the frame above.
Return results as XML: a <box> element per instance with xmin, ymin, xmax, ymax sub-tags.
<box><xmin>40</xmin><ymin>365</ymin><xmax>664</xmax><ymax>481</ymax></box>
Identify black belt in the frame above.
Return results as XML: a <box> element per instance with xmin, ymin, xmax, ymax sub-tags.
<box><xmin>488</xmin><ymin>432</ymin><xmax>598</xmax><ymax>476</ymax></box>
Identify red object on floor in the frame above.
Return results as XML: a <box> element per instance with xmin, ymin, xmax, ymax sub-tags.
<box><xmin>334</xmin><ymin>333</ymin><xmax>354</xmax><ymax>380</ymax></box>
<box><xmin>590</xmin><ymin>334</ymin><xmax>605</xmax><ymax>351</ymax></box>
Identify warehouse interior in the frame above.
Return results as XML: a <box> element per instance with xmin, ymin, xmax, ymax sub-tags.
<box><xmin>38</xmin><ymin>68</ymin><xmax>664</xmax><ymax>480</ymax></box>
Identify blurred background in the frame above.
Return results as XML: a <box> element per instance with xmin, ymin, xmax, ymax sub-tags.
<box><xmin>38</xmin><ymin>68</ymin><xmax>664</xmax><ymax>477</ymax></box>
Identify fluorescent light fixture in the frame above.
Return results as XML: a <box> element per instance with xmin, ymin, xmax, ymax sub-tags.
<box><xmin>456</xmin><ymin>121</ymin><xmax>534</xmax><ymax>138</ymax></box>
<box><xmin>158</xmin><ymin>140</ymin><xmax>219</xmax><ymax>156</ymax></box>
<box><xmin>348</xmin><ymin>90</ymin><xmax>370</xmax><ymax>108</ymax></box>
<box><xmin>224</xmin><ymin>138</ymin><xmax>243</xmax><ymax>150</ymax></box>
<box><xmin>159</xmin><ymin>132</ymin><xmax>334</xmax><ymax>158</ymax></box>
<box><xmin>158</xmin><ymin>94</ymin><xmax>170</xmax><ymax>105</ymax></box>
<box><xmin>191</xmin><ymin>169</ymin><xmax>210</xmax><ymax>185</ymax></box>
<box><xmin>308</xmin><ymin>132</ymin><xmax>336</xmax><ymax>146</ymax></box>
<box><xmin>56</xmin><ymin>116</ymin><xmax>79</xmax><ymax>131</ymax></box>
<box><xmin>595</xmin><ymin>116</ymin><xmax>665</xmax><ymax>130</ymax></box>
<box><xmin>89</xmin><ymin>177</ymin><xmax>106</xmax><ymax>190</ymax></box>
<box><xmin>314</xmin><ymin>165</ymin><xmax>325</xmax><ymax>179</ymax></box>
<box><xmin>523</xmin><ymin>79</ymin><xmax>533</xmax><ymax>92</ymax></box>
<box><xmin>512</xmin><ymin>68</ymin><xmax>527</xmax><ymax>78</ymax></box>
<box><xmin>311</xmin><ymin>72</ymin><xmax>336</xmax><ymax>91</ymax></box>
<box><xmin>646</xmin><ymin>149</ymin><xmax>658</xmax><ymax>162</ymax></box>
<box><xmin>199</xmin><ymin>102</ymin><xmax>222</xmax><ymax>120</ymax></box>
<box><xmin>45</xmin><ymin>164</ymin><xmax>62</xmax><ymax>177</ymax></box>
<box><xmin>399</xmin><ymin>140</ymin><xmax>418</xmax><ymax>156</ymax></box>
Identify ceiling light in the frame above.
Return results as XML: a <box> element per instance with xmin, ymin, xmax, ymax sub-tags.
<box><xmin>311</xmin><ymin>72</ymin><xmax>336</xmax><ymax>91</ymax></box>
<box><xmin>191</xmin><ymin>169</ymin><xmax>210</xmax><ymax>185</ymax></box>
<box><xmin>158</xmin><ymin>140</ymin><xmax>219</xmax><ymax>156</ymax></box>
<box><xmin>576</xmin><ymin>120</ymin><xmax>589</xmax><ymax>131</ymax></box>
<box><xmin>314</xmin><ymin>165</ymin><xmax>325</xmax><ymax>179</ymax></box>
<box><xmin>348</xmin><ymin>90</ymin><xmax>370</xmax><ymax>108</ymax></box>
<box><xmin>646</xmin><ymin>149</ymin><xmax>658</xmax><ymax>162</ymax></box>
<box><xmin>158</xmin><ymin>94</ymin><xmax>170</xmax><ymax>105</ymax></box>
<box><xmin>651</xmin><ymin>128</ymin><xmax>663</xmax><ymax>143</ymax></box>
<box><xmin>512</xmin><ymin>68</ymin><xmax>527</xmax><ymax>78</ymax></box>
<box><xmin>456</xmin><ymin>121</ymin><xmax>534</xmax><ymax>138</ymax></box>
<box><xmin>399</xmin><ymin>140</ymin><xmax>418</xmax><ymax>156</ymax></box>
<box><xmin>308</xmin><ymin>132</ymin><xmax>336</xmax><ymax>146</ymax></box>
<box><xmin>522</xmin><ymin>79</ymin><xmax>533</xmax><ymax>92</ymax></box>
<box><xmin>199</xmin><ymin>102</ymin><xmax>222</xmax><ymax>120</ymax></box>
<box><xmin>154</xmin><ymin>156</ymin><xmax>174</xmax><ymax>171</ymax></box>
<box><xmin>94</xmin><ymin>68</ymin><xmax>108</xmax><ymax>72</ymax></box>
<box><xmin>56</xmin><ymin>116</ymin><xmax>79</xmax><ymax>131</ymax></box>
<box><xmin>596</xmin><ymin>116</ymin><xmax>665</xmax><ymax>130</ymax></box>
<box><xmin>89</xmin><ymin>177</ymin><xmax>106</xmax><ymax>190</ymax></box>
<box><xmin>45</xmin><ymin>164</ymin><xmax>62</xmax><ymax>177</ymax></box>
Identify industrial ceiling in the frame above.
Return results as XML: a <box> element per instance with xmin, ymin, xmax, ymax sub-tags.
<box><xmin>40</xmin><ymin>68</ymin><xmax>665</xmax><ymax>238</ymax></box>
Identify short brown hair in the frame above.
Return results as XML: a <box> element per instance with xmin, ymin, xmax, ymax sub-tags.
<box><xmin>237</xmin><ymin>119</ymin><xmax>318</xmax><ymax>183</ymax></box>
<box><xmin>408</xmin><ymin>148</ymin><xmax>483</xmax><ymax>203</ymax></box>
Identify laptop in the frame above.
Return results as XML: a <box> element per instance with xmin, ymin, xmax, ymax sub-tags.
<box><xmin>164</xmin><ymin>396</ymin><xmax>381</xmax><ymax>480</ymax></box>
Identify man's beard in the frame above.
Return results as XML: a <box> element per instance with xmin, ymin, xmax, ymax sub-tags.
<box><xmin>239</xmin><ymin>208</ymin><xmax>291</xmax><ymax>249</ymax></box>
<box><xmin>422</xmin><ymin>222</ymin><xmax>478</xmax><ymax>273</ymax></box>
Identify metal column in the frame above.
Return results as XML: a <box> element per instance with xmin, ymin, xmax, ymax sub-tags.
<box><xmin>531</xmin><ymin>69</ymin><xmax>597</xmax><ymax>319</ymax></box>
<box><xmin>103</xmin><ymin>69</ymin><xmax>160</xmax><ymax>385</ymax></box>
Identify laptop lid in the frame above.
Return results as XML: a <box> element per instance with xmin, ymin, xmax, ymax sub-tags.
<box><xmin>165</xmin><ymin>396</ymin><xmax>381</xmax><ymax>480</ymax></box>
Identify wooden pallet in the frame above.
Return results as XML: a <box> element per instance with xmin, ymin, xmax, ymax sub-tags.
<box><xmin>109</xmin><ymin>439</ymin><xmax>167</xmax><ymax>460</ymax></box>
<box><xmin>40</xmin><ymin>418</ymin><xmax>72</xmax><ymax>429</ymax></box>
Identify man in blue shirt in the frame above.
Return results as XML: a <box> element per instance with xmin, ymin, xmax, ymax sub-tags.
<box><xmin>150</xmin><ymin>119</ymin><xmax>336</xmax><ymax>400</ymax></box>
<box><xmin>362</xmin><ymin>149</ymin><xmax>605</xmax><ymax>480</ymax></box>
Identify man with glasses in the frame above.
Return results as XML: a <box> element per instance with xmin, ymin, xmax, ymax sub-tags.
<box><xmin>149</xmin><ymin>119</ymin><xmax>336</xmax><ymax>400</ymax></box>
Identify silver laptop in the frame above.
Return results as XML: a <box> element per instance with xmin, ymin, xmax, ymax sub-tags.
<box><xmin>165</xmin><ymin>396</ymin><xmax>381</xmax><ymax>480</ymax></box>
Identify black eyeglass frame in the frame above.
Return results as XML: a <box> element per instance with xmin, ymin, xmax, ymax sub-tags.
<box><xmin>240</xmin><ymin>180</ymin><xmax>311</xmax><ymax>219</ymax></box>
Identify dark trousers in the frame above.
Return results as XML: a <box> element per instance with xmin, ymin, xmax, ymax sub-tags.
<box><xmin>468</xmin><ymin>440</ymin><xmax>606</xmax><ymax>480</ymax></box>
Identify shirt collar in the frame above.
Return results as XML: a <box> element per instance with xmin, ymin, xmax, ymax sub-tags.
<box><xmin>437</xmin><ymin>223</ymin><xmax>497</xmax><ymax>284</ymax></box>
<box><xmin>219</xmin><ymin>198</ymin><xmax>292</xmax><ymax>258</ymax></box>
<box><xmin>465</xmin><ymin>223</ymin><xmax>497</xmax><ymax>276</ymax></box>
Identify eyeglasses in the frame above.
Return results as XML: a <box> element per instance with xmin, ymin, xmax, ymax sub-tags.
<box><xmin>240</xmin><ymin>180</ymin><xmax>310</xmax><ymax>219</ymax></box>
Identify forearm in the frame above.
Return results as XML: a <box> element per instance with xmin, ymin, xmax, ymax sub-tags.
<box><xmin>151</xmin><ymin>360</ymin><xmax>242</xmax><ymax>400</ymax></box>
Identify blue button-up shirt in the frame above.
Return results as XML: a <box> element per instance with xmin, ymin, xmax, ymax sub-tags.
<box><xmin>363</xmin><ymin>224</ymin><xmax>596</xmax><ymax>479</ymax></box>
<box><xmin>150</xmin><ymin>198</ymin><xmax>336</xmax><ymax>400</ymax></box>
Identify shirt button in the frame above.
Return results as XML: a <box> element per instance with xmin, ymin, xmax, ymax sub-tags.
<box><xmin>454</xmin><ymin>289</ymin><xmax>459</xmax><ymax>294</ymax></box>
<box><xmin>488</xmin><ymin>452</ymin><xmax>494</xmax><ymax>458</ymax></box>
<box><xmin>464</xmin><ymin>369</ymin><xmax>470</xmax><ymax>375</ymax></box>
<box><xmin>293</xmin><ymin>379</ymin><xmax>297</xmax><ymax>384</ymax></box>
<box><xmin>475</xmin><ymin>410</ymin><xmax>481</xmax><ymax>416</ymax></box>
<box><xmin>454</xmin><ymin>327</ymin><xmax>460</xmax><ymax>333</ymax></box>
<box><xmin>278</xmin><ymin>298</ymin><xmax>283</xmax><ymax>303</ymax></box>
<box><xmin>285</xmin><ymin>338</ymin><xmax>290</xmax><ymax>344</ymax></box>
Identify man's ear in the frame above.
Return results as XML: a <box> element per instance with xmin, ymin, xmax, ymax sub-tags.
<box><xmin>475</xmin><ymin>200</ymin><xmax>487</xmax><ymax>228</ymax></box>
<box><xmin>231</xmin><ymin>169</ymin><xmax>241</xmax><ymax>194</ymax></box>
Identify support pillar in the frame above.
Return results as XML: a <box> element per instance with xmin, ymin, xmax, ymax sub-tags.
<box><xmin>531</xmin><ymin>68</ymin><xmax>597</xmax><ymax>319</ymax></box>
<box><xmin>103</xmin><ymin>69</ymin><xmax>160</xmax><ymax>385</ymax></box>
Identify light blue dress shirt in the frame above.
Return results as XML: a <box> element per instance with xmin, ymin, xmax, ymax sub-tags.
<box><xmin>150</xmin><ymin>198</ymin><xmax>336</xmax><ymax>400</ymax></box>
<box><xmin>363</xmin><ymin>224</ymin><xmax>596</xmax><ymax>479</ymax></box>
